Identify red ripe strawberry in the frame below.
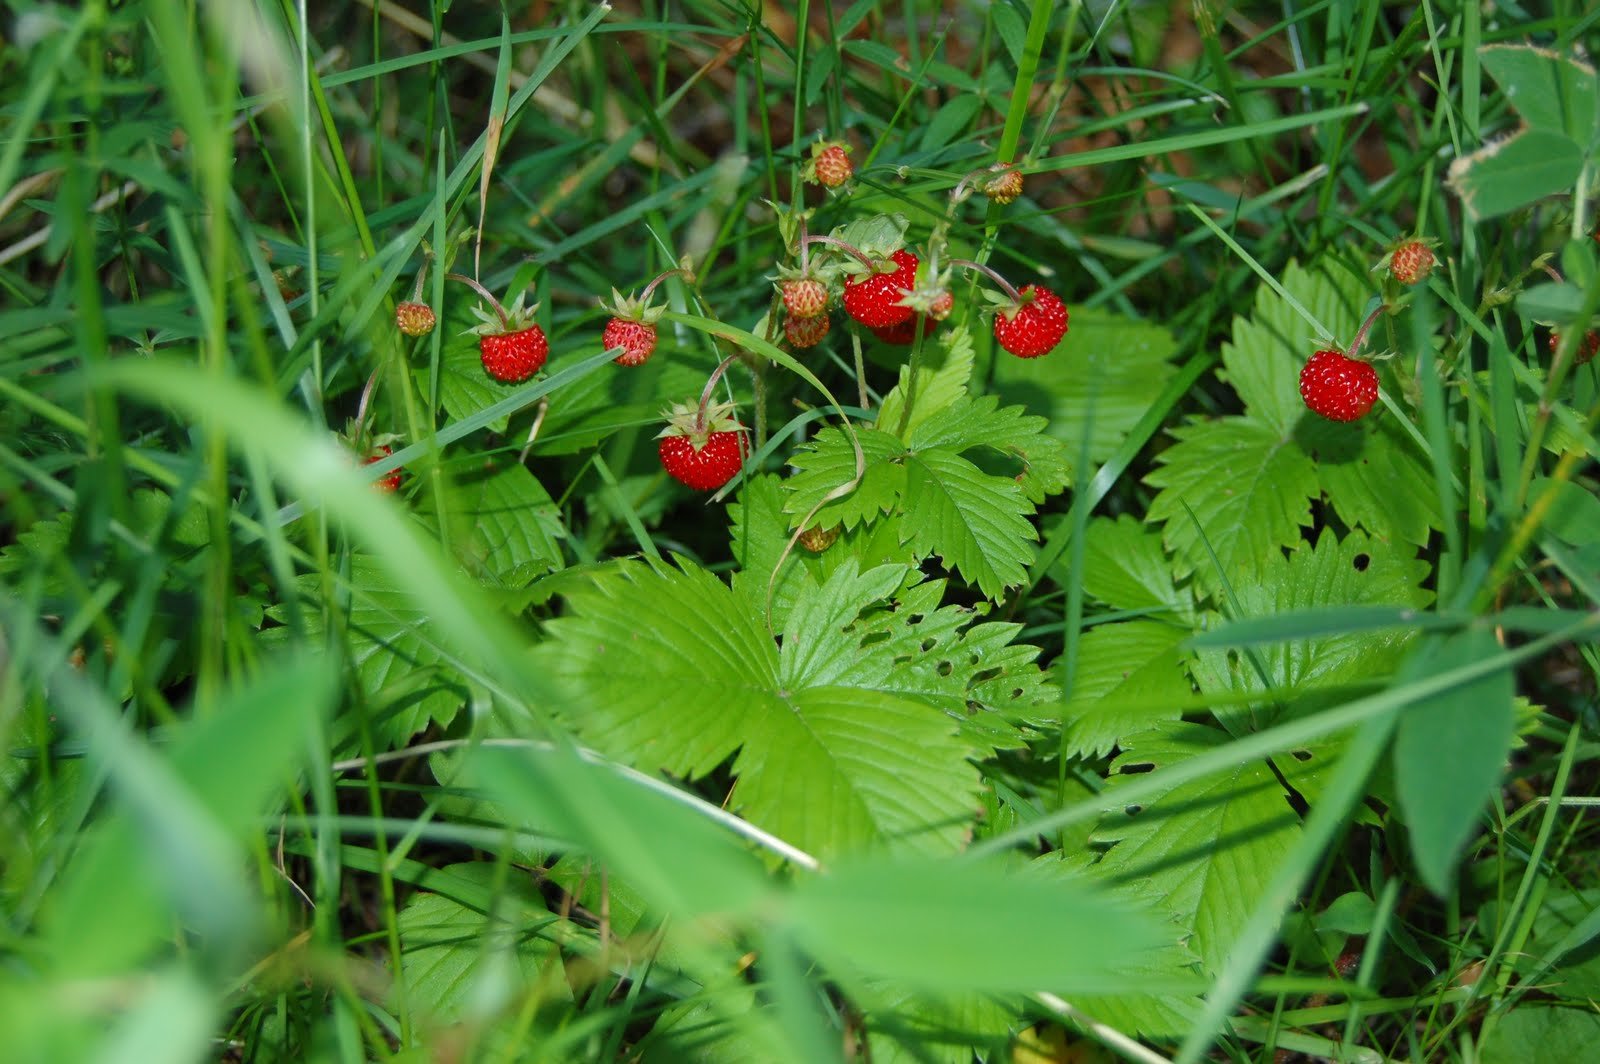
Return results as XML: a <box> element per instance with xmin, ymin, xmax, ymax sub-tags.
<box><xmin>842</xmin><ymin>248</ymin><xmax>918</xmax><ymax>328</ymax></box>
<box><xmin>396</xmin><ymin>301</ymin><xmax>436</xmax><ymax>337</ymax></box>
<box><xmin>604</xmin><ymin>317</ymin><xmax>657</xmax><ymax>366</ymax></box>
<box><xmin>1389</xmin><ymin>240</ymin><xmax>1435</xmax><ymax>286</ymax></box>
<box><xmin>808</xmin><ymin>142</ymin><xmax>853</xmax><ymax>188</ymax></box>
<box><xmin>600</xmin><ymin>285</ymin><xmax>669</xmax><ymax>366</ymax></box>
<box><xmin>1549</xmin><ymin>329</ymin><xmax>1600</xmax><ymax>365</ymax></box>
<box><xmin>657</xmin><ymin>400</ymin><xmax>749</xmax><ymax>491</ymax></box>
<box><xmin>469</xmin><ymin>293</ymin><xmax>547</xmax><ymax>383</ymax></box>
<box><xmin>991</xmin><ymin>285</ymin><xmax>1068</xmax><ymax>358</ymax></box>
<box><xmin>869</xmin><ymin>314</ymin><xmax>934</xmax><ymax>346</ymax></box>
<box><xmin>780</xmin><ymin>277</ymin><xmax>829</xmax><ymax>319</ymax></box>
<box><xmin>364</xmin><ymin>445</ymin><xmax>402</xmax><ymax>492</ymax></box>
<box><xmin>1299</xmin><ymin>348</ymin><xmax>1378</xmax><ymax>421</ymax></box>
<box><xmin>784</xmin><ymin>313</ymin><xmax>830</xmax><ymax>348</ymax></box>
<box><xmin>983</xmin><ymin>168</ymin><xmax>1024</xmax><ymax>205</ymax></box>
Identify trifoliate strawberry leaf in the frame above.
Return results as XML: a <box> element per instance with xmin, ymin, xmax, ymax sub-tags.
<box><xmin>1075</xmin><ymin>514</ymin><xmax>1195</xmax><ymax>623</ymax></box>
<box><xmin>261</xmin><ymin>555</ymin><xmax>466</xmax><ymax>747</ymax></box>
<box><xmin>1062</xmin><ymin>621</ymin><xmax>1192</xmax><ymax>759</ymax></box>
<box><xmin>875</xmin><ymin>323</ymin><xmax>975</xmax><ymax>437</ymax></box>
<box><xmin>448</xmin><ymin>461</ymin><xmax>565</xmax><ymax>587</ymax></box>
<box><xmin>538</xmin><ymin>557</ymin><xmax>989</xmax><ymax>859</ymax></box>
<box><xmin>1187</xmin><ymin>529</ymin><xmax>1433</xmax><ymax>717</ymax></box>
<box><xmin>1145</xmin><ymin>417</ymin><xmax>1318</xmax><ymax>585</ymax></box>
<box><xmin>989</xmin><ymin>306</ymin><xmax>1179</xmax><ymax>464</ymax></box>
<box><xmin>1089</xmin><ymin>721</ymin><xmax>1319</xmax><ymax>973</ymax></box>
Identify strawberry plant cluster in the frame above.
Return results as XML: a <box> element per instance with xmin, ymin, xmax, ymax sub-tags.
<box><xmin>5</xmin><ymin>4</ymin><xmax>1600</xmax><ymax>1064</ymax></box>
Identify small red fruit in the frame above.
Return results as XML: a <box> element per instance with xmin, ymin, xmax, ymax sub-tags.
<box><xmin>869</xmin><ymin>315</ymin><xmax>934</xmax><ymax>346</ymax></box>
<box><xmin>1549</xmin><ymin>329</ymin><xmax>1600</xmax><ymax>365</ymax></box>
<box><xmin>657</xmin><ymin>400</ymin><xmax>750</xmax><ymax>491</ymax></box>
<box><xmin>1389</xmin><ymin>240</ymin><xmax>1435</xmax><ymax>286</ymax></box>
<box><xmin>396</xmin><ymin>301</ymin><xmax>436</xmax><ymax>337</ymax></box>
<box><xmin>469</xmin><ymin>293</ymin><xmax>547</xmax><ymax>383</ymax></box>
<box><xmin>780</xmin><ymin>277</ymin><xmax>829</xmax><ymax>319</ymax></box>
<box><xmin>1299</xmin><ymin>349</ymin><xmax>1379</xmax><ymax>422</ymax></box>
<box><xmin>784</xmin><ymin>313</ymin><xmax>831</xmax><ymax>348</ymax></box>
<box><xmin>364</xmin><ymin>445</ymin><xmax>402</xmax><ymax>492</ymax></box>
<box><xmin>992</xmin><ymin>285</ymin><xmax>1069</xmax><ymax>358</ymax></box>
<box><xmin>842</xmin><ymin>248</ymin><xmax>918</xmax><ymax>329</ymax></box>
<box><xmin>604</xmin><ymin>317</ymin><xmax>657</xmax><ymax>367</ymax></box>
<box><xmin>808</xmin><ymin>142</ymin><xmax>853</xmax><ymax>188</ymax></box>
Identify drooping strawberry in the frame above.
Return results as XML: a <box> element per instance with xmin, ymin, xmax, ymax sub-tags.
<box><xmin>364</xmin><ymin>445</ymin><xmax>403</xmax><ymax>492</ymax></box>
<box><xmin>467</xmin><ymin>291</ymin><xmax>548</xmax><ymax>383</ymax></box>
<box><xmin>657</xmin><ymin>400</ymin><xmax>749</xmax><ymax>491</ymax></box>
<box><xmin>991</xmin><ymin>284</ymin><xmax>1069</xmax><ymax>358</ymax></box>
<box><xmin>1549</xmin><ymin>329</ymin><xmax>1600</xmax><ymax>365</ymax></box>
<box><xmin>784</xmin><ymin>313</ymin><xmax>831</xmax><ymax>349</ymax></box>
<box><xmin>1299</xmin><ymin>348</ymin><xmax>1379</xmax><ymax>422</ymax></box>
<box><xmin>396</xmin><ymin>301</ymin><xmax>436</xmax><ymax>337</ymax></box>
<box><xmin>600</xmin><ymin>284</ymin><xmax>669</xmax><ymax>367</ymax></box>
<box><xmin>1388</xmin><ymin>239</ymin><xmax>1436</xmax><ymax>286</ymax></box>
<box><xmin>841</xmin><ymin>248</ymin><xmax>918</xmax><ymax>329</ymax></box>
<box><xmin>806</xmin><ymin>141</ymin><xmax>853</xmax><ymax>188</ymax></box>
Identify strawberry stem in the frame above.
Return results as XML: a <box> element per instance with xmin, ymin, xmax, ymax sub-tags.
<box><xmin>1348</xmin><ymin>303</ymin><xmax>1390</xmax><ymax>361</ymax></box>
<box><xmin>948</xmin><ymin>257</ymin><xmax>1023</xmax><ymax>304</ymax></box>
<box><xmin>639</xmin><ymin>267</ymin><xmax>690</xmax><ymax>305</ymax></box>
<box><xmin>797</xmin><ymin>216</ymin><xmax>811</xmax><ymax>276</ymax></box>
<box><xmin>445</xmin><ymin>271</ymin><xmax>509</xmax><ymax>329</ymax></box>
<box><xmin>802</xmin><ymin>234</ymin><xmax>879</xmax><ymax>273</ymax></box>
<box><xmin>950</xmin><ymin>161</ymin><xmax>1013</xmax><ymax>205</ymax></box>
<box><xmin>354</xmin><ymin>367</ymin><xmax>380</xmax><ymax>441</ymax></box>
<box><xmin>695</xmin><ymin>354</ymin><xmax>742</xmax><ymax>432</ymax></box>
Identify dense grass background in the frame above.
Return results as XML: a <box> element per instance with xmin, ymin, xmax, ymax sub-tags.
<box><xmin>5</xmin><ymin>1</ymin><xmax>1600</xmax><ymax>1061</ymax></box>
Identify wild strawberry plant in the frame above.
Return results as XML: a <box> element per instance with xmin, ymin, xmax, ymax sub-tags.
<box><xmin>4</xmin><ymin>4</ymin><xmax>1600</xmax><ymax>1064</ymax></box>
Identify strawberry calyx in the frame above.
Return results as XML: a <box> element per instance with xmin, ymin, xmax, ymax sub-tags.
<box><xmin>466</xmin><ymin>290</ymin><xmax>539</xmax><ymax>337</ymax></box>
<box><xmin>657</xmin><ymin>399</ymin><xmax>749</xmax><ymax>451</ymax></box>
<box><xmin>600</xmin><ymin>286</ymin><xmax>668</xmax><ymax>326</ymax></box>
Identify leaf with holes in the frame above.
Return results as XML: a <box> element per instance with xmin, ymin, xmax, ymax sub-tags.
<box><xmin>536</xmin><ymin>556</ymin><xmax>1002</xmax><ymax>859</ymax></box>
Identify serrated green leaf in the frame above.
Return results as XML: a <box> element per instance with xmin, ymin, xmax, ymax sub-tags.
<box><xmin>1297</xmin><ymin>413</ymin><xmax>1439</xmax><ymax>549</ymax></box>
<box><xmin>1479</xmin><ymin>44</ymin><xmax>1598</xmax><ymax>145</ymax></box>
<box><xmin>1077</xmin><ymin>514</ymin><xmax>1194</xmax><ymax>622</ymax></box>
<box><xmin>448</xmin><ymin>461</ymin><xmax>565</xmax><ymax>586</ymax></box>
<box><xmin>426</xmin><ymin>340</ymin><xmax>517</xmax><ymax>434</ymax></box>
<box><xmin>875</xmin><ymin>324</ymin><xmax>975</xmax><ymax>437</ymax></box>
<box><xmin>262</xmin><ymin>556</ymin><xmax>470</xmax><ymax>747</ymax></box>
<box><xmin>1145</xmin><ymin>417</ymin><xmax>1318</xmax><ymax>584</ymax></box>
<box><xmin>1448</xmin><ymin>128</ymin><xmax>1585</xmax><ymax>222</ymax></box>
<box><xmin>541</xmin><ymin>558</ymin><xmax>990</xmax><ymax>859</ymax></box>
<box><xmin>784</xmin><ymin>426</ymin><xmax>908</xmax><ymax>530</ymax></box>
<box><xmin>990</xmin><ymin>307</ymin><xmax>1180</xmax><ymax>464</ymax></box>
<box><xmin>904</xmin><ymin>449</ymin><xmax>1037</xmax><ymax>599</ymax></box>
<box><xmin>396</xmin><ymin>862</ymin><xmax>568</xmax><ymax>1024</ymax></box>
<box><xmin>728</xmin><ymin>474</ymin><xmax>919</xmax><ymax>631</ymax></box>
<box><xmin>906</xmin><ymin>395</ymin><xmax>1072</xmax><ymax>503</ymax></box>
<box><xmin>1063</xmin><ymin>622</ymin><xmax>1191</xmax><ymax>759</ymax></box>
<box><xmin>1393</xmin><ymin>628</ymin><xmax>1517</xmax><ymax>896</ymax></box>
<box><xmin>1188</xmin><ymin>530</ymin><xmax>1433</xmax><ymax>712</ymax></box>
<box><xmin>1090</xmin><ymin>721</ymin><xmax>1316</xmax><ymax>973</ymax></box>
<box><xmin>830</xmin><ymin>213</ymin><xmax>909</xmax><ymax>262</ymax></box>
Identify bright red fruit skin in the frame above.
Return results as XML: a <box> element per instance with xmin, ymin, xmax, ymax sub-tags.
<box><xmin>604</xmin><ymin>317</ymin><xmax>658</xmax><ymax>366</ymax></box>
<box><xmin>1299</xmin><ymin>349</ymin><xmax>1378</xmax><ymax>422</ymax></box>
<box><xmin>992</xmin><ymin>285</ymin><xmax>1068</xmax><ymax>357</ymax></box>
<box><xmin>869</xmin><ymin>315</ymin><xmax>934</xmax><ymax>345</ymax></box>
<box><xmin>659</xmin><ymin>431</ymin><xmax>747</xmax><ymax>491</ymax></box>
<box><xmin>842</xmin><ymin>249</ymin><xmax>918</xmax><ymax>328</ymax></box>
<box><xmin>364</xmin><ymin>445</ymin><xmax>402</xmax><ymax>492</ymax></box>
<box><xmin>479</xmin><ymin>325</ymin><xmax>548</xmax><ymax>383</ymax></box>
